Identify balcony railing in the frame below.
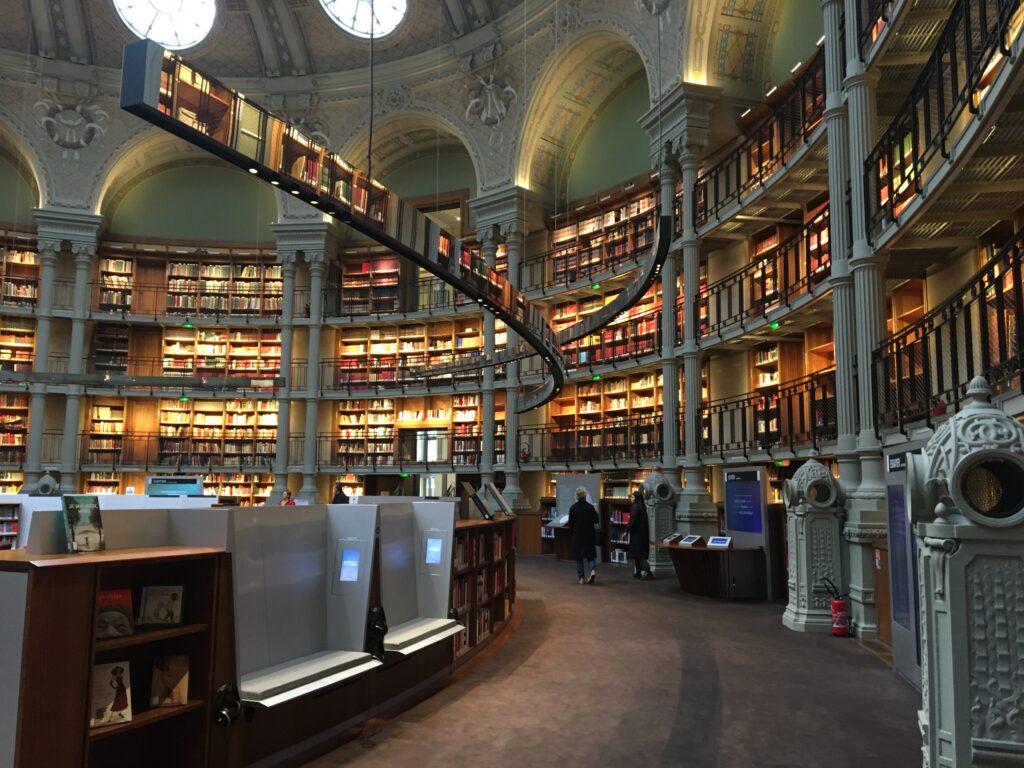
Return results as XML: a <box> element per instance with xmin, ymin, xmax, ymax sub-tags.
<box><xmin>698</xmin><ymin>205</ymin><xmax>832</xmax><ymax>339</ymax></box>
<box><xmin>517</xmin><ymin>414</ymin><xmax>664</xmax><ymax>465</ymax></box>
<box><xmin>700</xmin><ymin>368</ymin><xmax>838</xmax><ymax>456</ymax></box>
<box><xmin>319</xmin><ymin>350</ymin><xmax>507</xmax><ymax>392</ymax></box>
<box><xmin>865</xmin><ymin>0</ymin><xmax>1024</xmax><ymax>241</ymax></box>
<box><xmin>854</xmin><ymin>0</ymin><xmax>894</xmax><ymax>58</ymax></box>
<box><xmin>317</xmin><ymin>425</ymin><xmax>492</xmax><ymax>470</ymax></box>
<box><xmin>85</xmin><ymin>355</ymin><xmax>282</xmax><ymax>382</ymax></box>
<box><xmin>873</xmin><ymin>225</ymin><xmax>1024</xmax><ymax>432</ymax></box>
<box><xmin>78</xmin><ymin>432</ymin><xmax>276</xmax><ymax>471</ymax></box>
<box><xmin>560</xmin><ymin>305</ymin><xmax>662</xmax><ymax>372</ymax></box>
<box><xmin>694</xmin><ymin>48</ymin><xmax>826</xmax><ymax>229</ymax></box>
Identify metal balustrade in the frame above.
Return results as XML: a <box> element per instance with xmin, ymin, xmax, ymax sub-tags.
<box><xmin>517</xmin><ymin>415</ymin><xmax>664</xmax><ymax>466</ymax></box>
<box><xmin>698</xmin><ymin>205</ymin><xmax>832</xmax><ymax>339</ymax></box>
<box><xmin>865</xmin><ymin>0</ymin><xmax>1024</xmax><ymax>241</ymax></box>
<box><xmin>77</xmin><ymin>431</ymin><xmax>276</xmax><ymax>471</ymax></box>
<box><xmin>694</xmin><ymin>49</ymin><xmax>826</xmax><ymax>230</ymax></box>
<box><xmin>319</xmin><ymin>353</ymin><xmax>495</xmax><ymax>392</ymax></box>
<box><xmin>561</xmin><ymin>305</ymin><xmax>662</xmax><ymax>371</ymax></box>
<box><xmin>873</xmin><ymin>225</ymin><xmax>1024</xmax><ymax>432</ymax></box>
<box><xmin>316</xmin><ymin>426</ymin><xmax>488</xmax><ymax>470</ymax></box>
<box><xmin>83</xmin><ymin>354</ymin><xmax>282</xmax><ymax>382</ymax></box>
<box><xmin>700</xmin><ymin>368</ymin><xmax>838</xmax><ymax>457</ymax></box>
<box><xmin>854</xmin><ymin>0</ymin><xmax>894</xmax><ymax>58</ymax></box>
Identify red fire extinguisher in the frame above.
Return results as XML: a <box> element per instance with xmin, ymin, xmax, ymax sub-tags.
<box><xmin>822</xmin><ymin>578</ymin><xmax>851</xmax><ymax>637</ymax></box>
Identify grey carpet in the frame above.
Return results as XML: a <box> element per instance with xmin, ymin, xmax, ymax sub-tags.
<box><xmin>306</xmin><ymin>555</ymin><xmax>920</xmax><ymax>768</ymax></box>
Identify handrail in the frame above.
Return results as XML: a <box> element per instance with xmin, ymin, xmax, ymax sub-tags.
<box><xmin>559</xmin><ymin>300</ymin><xmax>662</xmax><ymax>371</ymax></box>
<box><xmin>700</xmin><ymin>368</ymin><xmax>838</xmax><ymax>456</ymax></box>
<box><xmin>865</xmin><ymin>0</ymin><xmax>1024</xmax><ymax>241</ymax></box>
<box><xmin>698</xmin><ymin>203</ymin><xmax>832</xmax><ymax>339</ymax></box>
<box><xmin>694</xmin><ymin>47</ymin><xmax>826</xmax><ymax>229</ymax></box>
<box><xmin>517</xmin><ymin>414</ymin><xmax>664</xmax><ymax>465</ymax></box>
<box><xmin>854</xmin><ymin>0</ymin><xmax>893</xmax><ymax>59</ymax></box>
<box><xmin>873</xmin><ymin>223</ymin><xmax>1024</xmax><ymax>432</ymax></box>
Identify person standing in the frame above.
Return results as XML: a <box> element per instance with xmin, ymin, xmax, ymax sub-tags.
<box><xmin>627</xmin><ymin>489</ymin><xmax>653</xmax><ymax>580</ymax></box>
<box><xmin>281</xmin><ymin>490</ymin><xmax>296</xmax><ymax>506</ymax></box>
<box><xmin>332</xmin><ymin>483</ymin><xmax>349</xmax><ymax>504</ymax></box>
<box><xmin>568</xmin><ymin>487</ymin><xmax>599</xmax><ymax>584</ymax></box>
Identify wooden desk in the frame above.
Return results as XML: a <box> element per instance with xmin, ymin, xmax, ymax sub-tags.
<box><xmin>657</xmin><ymin>542</ymin><xmax>766</xmax><ymax>600</ymax></box>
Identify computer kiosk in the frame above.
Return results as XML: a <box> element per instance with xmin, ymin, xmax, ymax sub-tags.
<box><xmin>373</xmin><ymin>500</ymin><xmax>462</xmax><ymax>655</ymax></box>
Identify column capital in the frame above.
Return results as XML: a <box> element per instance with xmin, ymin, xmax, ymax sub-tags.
<box><xmin>476</xmin><ymin>223</ymin><xmax>501</xmax><ymax>248</ymax></box>
<box><xmin>469</xmin><ymin>183</ymin><xmax>538</xmax><ymax>234</ymax></box>
<box><xmin>36</xmin><ymin>238</ymin><xmax>62</xmax><ymax>264</ymax></box>
<box><xmin>640</xmin><ymin>81</ymin><xmax>721</xmax><ymax>165</ymax></box>
<box><xmin>278</xmin><ymin>249</ymin><xmax>299</xmax><ymax>268</ymax></box>
<box><xmin>70</xmin><ymin>241</ymin><xmax>96</xmax><ymax>266</ymax></box>
<box><xmin>305</xmin><ymin>249</ymin><xmax>327</xmax><ymax>274</ymax></box>
<box><xmin>33</xmin><ymin>207</ymin><xmax>103</xmax><ymax>253</ymax></box>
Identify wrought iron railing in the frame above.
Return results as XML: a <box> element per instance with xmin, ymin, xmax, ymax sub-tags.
<box><xmin>697</xmin><ymin>204</ymin><xmax>832</xmax><ymax>339</ymax></box>
<box><xmin>78</xmin><ymin>431</ymin><xmax>276</xmax><ymax>471</ymax></box>
<box><xmin>316</xmin><ymin>425</ymin><xmax>487</xmax><ymax>470</ymax></box>
<box><xmin>873</xmin><ymin>226</ymin><xmax>1024</xmax><ymax>431</ymax></box>
<box><xmin>517</xmin><ymin>414</ymin><xmax>664</xmax><ymax>465</ymax></box>
<box><xmin>320</xmin><ymin>352</ymin><xmax>496</xmax><ymax>391</ymax></box>
<box><xmin>854</xmin><ymin>0</ymin><xmax>894</xmax><ymax>58</ymax></box>
<box><xmin>694</xmin><ymin>48</ymin><xmax>826</xmax><ymax>229</ymax></box>
<box><xmin>560</xmin><ymin>304</ymin><xmax>662</xmax><ymax>371</ymax></box>
<box><xmin>700</xmin><ymin>368</ymin><xmax>838</xmax><ymax>456</ymax></box>
<box><xmin>865</xmin><ymin>0</ymin><xmax>1024</xmax><ymax>241</ymax></box>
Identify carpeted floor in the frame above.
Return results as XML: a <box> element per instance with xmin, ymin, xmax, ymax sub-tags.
<box><xmin>306</xmin><ymin>555</ymin><xmax>920</xmax><ymax>768</ymax></box>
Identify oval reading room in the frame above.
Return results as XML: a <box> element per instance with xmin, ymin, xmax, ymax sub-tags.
<box><xmin>0</xmin><ymin>0</ymin><xmax>1022</xmax><ymax>766</ymax></box>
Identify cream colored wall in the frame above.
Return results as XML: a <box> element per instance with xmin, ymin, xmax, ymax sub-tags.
<box><xmin>708</xmin><ymin>349</ymin><xmax>750</xmax><ymax>401</ymax></box>
<box><xmin>925</xmin><ymin>248</ymin><xmax>982</xmax><ymax>308</ymax></box>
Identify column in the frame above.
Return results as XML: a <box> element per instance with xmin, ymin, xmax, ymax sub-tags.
<box><xmin>659</xmin><ymin>145</ymin><xmax>681</xmax><ymax>484</ymax></box>
<box><xmin>844</xmin><ymin>1</ymin><xmax>887</xmax><ymax>639</ymax></box>
<box><xmin>271</xmin><ymin>251</ymin><xmax>297</xmax><ymax>498</ymax></box>
<box><xmin>299</xmin><ymin>249</ymin><xmax>326</xmax><ymax>500</ymax></box>
<box><xmin>22</xmin><ymin>239</ymin><xmax>59</xmax><ymax>491</ymax></box>
<box><xmin>500</xmin><ymin>221</ymin><xmax>528</xmax><ymax>509</ymax></box>
<box><xmin>677</xmin><ymin>110</ymin><xmax>718</xmax><ymax>537</ymax></box>
<box><xmin>478</xmin><ymin>225</ymin><xmax>499</xmax><ymax>488</ymax></box>
<box><xmin>60</xmin><ymin>242</ymin><xmax>97</xmax><ymax>483</ymax></box>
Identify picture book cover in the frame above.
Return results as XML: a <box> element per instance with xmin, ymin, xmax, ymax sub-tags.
<box><xmin>138</xmin><ymin>586</ymin><xmax>183</xmax><ymax>625</ymax></box>
<box><xmin>150</xmin><ymin>655</ymin><xmax>189</xmax><ymax>707</ymax></box>
<box><xmin>90</xmin><ymin>661</ymin><xmax>132</xmax><ymax>727</ymax></box>
<box><xmin>61</xmin><ymin>495</ymin><xmax>104</xmax><ymax>553</ymax></box>
<box><xmin>96</xmin><ymin>588</ymin><xmax>134</xmax><ymax>638</ymax></box>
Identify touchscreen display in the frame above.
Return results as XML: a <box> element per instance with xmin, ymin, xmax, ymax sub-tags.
<box><xmin>339</xmin><ymin>549</ymin><xmax>360</xmax><ymax>582</ymax></box>
<box><xmin>425</xmin><ymin>537</ymin><xmax>443</xmax><ymax>565</ymax></box>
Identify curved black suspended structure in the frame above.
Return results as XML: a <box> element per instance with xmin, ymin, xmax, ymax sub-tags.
<box><xmin>120</xmin><ymin>40</ymin><xmax>672</xmax><ymax>412</ymax></box>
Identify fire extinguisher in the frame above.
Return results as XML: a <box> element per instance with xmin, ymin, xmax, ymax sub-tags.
<box><xmin>821</xmin><ymin>578</ymin><xmax>851</xmax><ymax>637</ymax></box>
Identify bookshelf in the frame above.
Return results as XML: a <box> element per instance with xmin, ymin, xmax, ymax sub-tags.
<box><xmin>0</xmin><ymin>500</ymin><xmax>18</xmax><ymax>549</ymax></box>
<box><xmin>99</xmin><ymin>257</ymin><xmax>134</xmax><ymax>311</ymax></box>
<box><xmin>162</xmin><ymin>328</ymin><xmax>281</xmax><ymax>378</ymax></box>
<box><xmin>0</xmin><ymin>471</ymin><xmax>22</xmax><ymax>493</ymax></box>
<box><xmin>93</xmin><ymin>323</ymin><xmax>131</xmax><ymax>374</ymax></box>
<box><xmin>551</xmin><ymin>285</ymin><xmax>662</xmax><ymax>368</ymax></box>
<box><xmin>83</xmin><ymin>472</ymin><xmax>123</xmax><ymax>494</ymax></box>
<box><xmin>452</xmin><ymin>517</ymin><xmax>516</xmax><ymax>663</ymax></box>
<box><xmin>606</xmin><ymin>497</ymin><xmax>632</xmax><ymax>564</ymax></box>
<box><xmin>339</xmin><ymin>250</ymin><xmax>405</xmax><ymax>315</ymax></box>
<box><xmin>333</xmin><ymin>473</ymin><xmax>365</xmax><ymax>498</ymax></box>
<box><xmin>157</xmin><ymin>399</ymin><xmax>277</xmax><ymax>469</ymax></box>
<box><xmin>751</xmin><ymin>341</ymin><xmax>804</xmax><ymax>446</ymax></box>
<box><xmin>86</xmin><ymin>398</ymin><xmax>126</xmax><ymax>464</ymax></box>
<box><xmin>888</xmin><ymin>280</ymin><xmax>926</xmax><ymax>334</ymax></box>
<box><xmin>0</xmin><ymin>316</ymin><xmax>34</xmax><ymax>372</ymax></box>
<box><xmin>200</xmin><ymin>473</ymin><xmax>274</xmax><ymax>505</ymax></box>
<box><xmin>0</xmin><ymin>248</ymin><xmax>38</xmax><ymax>307</ymax></box>
<box><xmin>805</xmin><ymin>322</ymin><xmax>835</xmax><ymax>373</ymax></box>
<box><xmin>0</xmin><ymin>546</ymin><xmax>226</xmax><ymax>767</ymax></box>
<box><xmin>0</xmin><ymin>393</ymin><xmax>28</xmax><ymax>463</ymax></box>
<box><xmin>166</xmin><ymin>257</ymin><xmax>282</xmax><ymax>317</ymax></box>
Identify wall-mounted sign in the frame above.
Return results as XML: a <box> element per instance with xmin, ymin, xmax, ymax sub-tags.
<box><xmin>725</xmin><ymin>469</ymin><xmax>764</xmax><ymax>535</ymax></box>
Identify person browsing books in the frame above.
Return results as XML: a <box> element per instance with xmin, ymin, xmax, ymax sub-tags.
<box><xmin>568</xmin><ymin>487</ymin><xmax>599</xmax><ymax>585</ymax></box>
<box><xmin>628</xmin><ymin>490</ymin><xmax>653</xmax><ymax>580</ymax></box>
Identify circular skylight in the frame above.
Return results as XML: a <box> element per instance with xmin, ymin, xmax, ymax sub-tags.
<box><xmin>320</xmin><ymin>0</ymin><xmax>407</xmax><ymax>39</ymax></box>
<box><xmin>112</xmin><ymin>0</ymin><xmax>217</xmax><ymax>50</ymax></box>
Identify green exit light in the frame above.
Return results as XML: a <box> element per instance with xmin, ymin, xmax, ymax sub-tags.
<box><xmin>592</xmin><ymin>374</ymin><xmax>601</xmax><ymax>381</ymax></box>
<box><xmin>179</xmin><ymin>395</ymin><xmax>190</xmax><ymax>403</ymax></box>
<box><xmin>400</xmin><ymin>473</ymin><xmax>410</xmax><ymax>478</ymax></box>
<box><xmin>770</xmin><ymin>321</ymin><xmax>780</xmax><ymax>330</ymax></box>
<box><xmin>775</xmin><ymin>460</ymin><xmax>785</xmax><ymax>466</ymax></box>
<box><xmin>183</xmin><ymin>321</ymin><xmax>194</xmax><ymax>329</ymax></box>
<box><xmin>591</xmin><ymin>283</ymin><xmax>601</xmax><ymax>290</ymax></box>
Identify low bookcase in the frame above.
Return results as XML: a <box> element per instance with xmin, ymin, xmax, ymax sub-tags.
<box><xmin>0</xmin><ymin>546</ymin><xmax>228</xmax><ymax>768</ymax></box>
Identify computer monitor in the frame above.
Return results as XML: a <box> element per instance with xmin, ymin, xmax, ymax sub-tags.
<box><xmin>339</xmin><ymin>549</ymin><xmax>360</xmax><ymax>582</ymax></box>
<box><xmin>425</xmin><ymin>537</ymin><xmax>443</xmax><ymax>565</ymax></box>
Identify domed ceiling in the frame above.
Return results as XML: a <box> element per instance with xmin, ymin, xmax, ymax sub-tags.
<box><xmin>0</xmin><ymin>0</ymin><xmax>526</xmax><ymax>77</ymax></box>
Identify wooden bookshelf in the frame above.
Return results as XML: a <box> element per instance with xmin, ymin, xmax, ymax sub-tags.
<box><xmin>157</xmin><ymin>399</ymin><xmax>277</xmax><ymax>469</ymax></box>
<box><xmin>888</xmin><ymin>280</ymin><xmax>926</xmax><ymax>334</ymax></box>
<box><xmin>551</xmin><ymin>285</ymin><xmax>661</xmax><ymax>367</ymax></box>
<box><xmin>333</xmin><ymin>473</ymin><xmax>365</xmax><ymax>497</ymax></box>
<box><xmin>162</xmin><ymin>327</ymin><xmax>281</xmax><ymax>378</ymax></box>
<box><xmin>86</xmin><ymin>398</ymin><xmax>126</xmax><ymax>464</ymax></box>
<box><xmin>93</xmin><ymin>323</ymin><xmax>131</xmax><ymax>374</ymax></box>
<box><xmin>166</xmin><ymin>256</ymin><xmax>282</xmax><ymax>317</ymax></box>
<box><xmin>0</xmin><ymin>546</ymin><xmax>226</xmax><ymax>767</ymax></box>
<box><xmin>606</xmin><ymin>497</ymin><xmax>632</xmax><ymax>564</ymax></box>
<box><xmin>0</xmin><ymin>471</ymin><xmax>22</xmax><ymax>494</ymax></box>
<box><xmin>452</xmin><ymin>517</ymin><xmax>516</xmax><ymax>663</ymax></box>
<box><xmin>83</xmin><ymin>472</ymin><xmax>122</xmax><ymax>495</ymax></box>
<box><xmin>0</xmin><ymin>316</ymin><xmax>34</xmax><ymax>372</ymax></box>
<box><xmin>99</xmin><ymin>257</ymin><xmax>133</xmax><ymax>311</ymax></box>
<box><xmin>805</xmin><ymin>322</ymin><xmax>835</xmax><ymax>373</ymax></box>
<box><xmin>0</xmin><ymin>248</ymin><xmax>38</xmax><ymax>307</ymax></box>
<box><xmin>0</xmin><ymin>393</ymin><xmax>29</xmax><ymax>463</ymax></box>
<box><xmin>751</xmin><ymin>341</ymin><xmax>804</xmax><ymax>444</ymax></box>
<box><xmin>0</xmin><ymin>500</ymin><xmax>18</xmax><ymax>550</ymax></box>
<box><xmin>200</xmin><ymin>473</ymin><xmax>274</xmax><ymax>505</ymax></box>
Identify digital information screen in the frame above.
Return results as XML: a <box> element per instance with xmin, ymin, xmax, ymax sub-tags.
<box><xmin>724</xmin><ymin>470</ymin><xmax>764</xmax><ymax>535</ymax></box>
<box><xmin>339</xmin><ymin>549</ymin><xmax>360</xmax><ymax>583</ymax></box>
<box><xmin>425</xmin><ymin>537</ymin><xmax>443</xmax><ymax>565</ymax></box>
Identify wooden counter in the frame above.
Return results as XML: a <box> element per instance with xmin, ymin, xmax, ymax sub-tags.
<box><xmin>657</xmin><ymin>542</ymin><xmax>766</xmax><ymax>600</ymax></box>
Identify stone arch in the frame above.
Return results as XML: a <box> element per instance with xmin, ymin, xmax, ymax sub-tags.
<box><xmin>0</xmin><ymin>107</ymin><xmax>49</xmax><ymax>212</ymax></box>
<box><xmin>513</xmin><ymin>25</ymin><xmax>652</xmax><ymax>204</ymax></box>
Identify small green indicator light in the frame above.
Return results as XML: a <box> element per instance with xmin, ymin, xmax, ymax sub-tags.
<box><xmin>183</xmin><ymin>321</ymin><xmax>194</xmax><ymax>329</ymax></box>
<box><xmin>770</xmin><ymin>321</ymin><xmax>780</xmax><ymax>330</ymax></box>
<box><xmin>775</xmin><ymin>460</ymin><xmax>785</xmax><ymax>466</ymax></box>
<box><xmin>592</xmin><ymin>374</ymin><xmax>601</xmax><ymax>381</ymax></box>
<box><xmin>591</xmin><ymin>283</ymin><xmax>600</xmax><ymax>290</ymax></box>
<box><xmin>179</xmin><ymin>395</ymin><xmax>190</xmax><ymax>403</ymax></box>
<box><xmin>400</xmin><ymin>473</ymin><xmax>410</xmax><ymax>478</ymax></box>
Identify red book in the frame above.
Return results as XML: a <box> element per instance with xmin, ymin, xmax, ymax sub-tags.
<box><xmin>96</xmin><ymin>589</ymin><xmax>134</xmax><ymax>638</ymax></box>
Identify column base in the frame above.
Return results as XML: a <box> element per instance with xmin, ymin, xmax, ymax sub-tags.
<box><xmin>271</xmin><ymin>474</ymin><xmax>290</xmax><ymax>500</ymax></box>
<box><xmin>298</xmin><ymin>474</ymin><xmax>318</xmax><ymax>502</ymax></box>
<box><xmin>675</xmin><ymin>492</ymin><xmax>719</xmax><ymax>539</ymax></box>
<box><xmin>782</xmin><ymin>608</ymin><xmax>835</xmax><ymax>634</ymax></box>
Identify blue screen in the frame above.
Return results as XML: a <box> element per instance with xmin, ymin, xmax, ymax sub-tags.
<box><xmin>339</xmin><ymin>549</ymin><xmax>360</xmax><ymax>582</ymax></box>
<box><xmin>425</xmin><ymin>537</ymin><xmax>443</xmax><ymax>565</ymax></box>
<box><xmin>725</xmin><ymin>472</ymin><xmax>764</xmax><ymax>534</ymax></box>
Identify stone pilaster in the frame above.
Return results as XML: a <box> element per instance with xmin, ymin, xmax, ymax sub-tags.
<box><xmin>843</xmin><ymin>13</ymin><xmax>887</xmax><ymax>638</ymax></box>
<box><xmin>659</xmin><ymin>144</ymin><xmax>681</xmax><ymax>499</ymax></box>
<box><xmin>61</xmin><ymin>241</ymin><xmax>99</xmax><ymax>481</ymax></box>
<box><xmin>22</xmin><ymin>237</ymin><xmax>59</xmax><ymax>491</ymax></box>
<box><xmin>271</xmin><ymin>249</ymin><xmax>298</xmax><ymax>498</ymax></box>
<box><xmin>674</xmin><ymin>86</ymin><xmax>720</xmax><ymax>538</ymax></box>
<box><xmin>299</xmin><ymin>249</ymin><xmax>326</xmax><ymax>500</ymax></box>
<box><xmin>499</xmin><ymin>220</ymin><xmax>529</xmax><ymax>510</ymax></box>
<box><xmin>478</xmin><ymin>224</ymin><xmax>499</xmax><ymax>488</ymax></box>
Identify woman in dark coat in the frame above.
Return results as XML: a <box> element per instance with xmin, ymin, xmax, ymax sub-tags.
<box><xmin>567</xmin><ymin>487</ymin><xmax>599</xmax><ymax>584</ymax></box>
<box><xmin>627</xmin><ymin>489</ymin><xmax>653</xmax><ymax>580</ymax></box>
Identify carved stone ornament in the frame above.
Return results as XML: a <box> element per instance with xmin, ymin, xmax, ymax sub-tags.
<box><xmin>555</xmin><ymin>0</ymin><xmax>584</xmax><ymax>36</ymax></box>
<box><xmin>34</xmin><ymin>95</ymin><xmax>108</xmax><ymax>160</ymax></box>
<box><xmin>919</xmin><ymin>376</ymin><xmax>1024</xmax><ymax>527</ymax></box>
<box><xmin>465</xmin><ymin>70</ymin><xmax>517</xmax><ymax>127</ymax></box>
<box><xmin>783</xmin><ymin>456</ymin><xmax>841</xmax><ymax>511</ymax></box>
<box><xmin>636</xmin><ymin>0</ymin><xmax>671</xmax><ymax>14</ymax></box>
<box><xmin>641</xmin><ymin>471</ymin><xmax>674</xmax><ymax>503</ymax></box>
<box><xmin>375</xmin><ymin>86</ymin><xmax>411</xmax><ymax>115</ymax></box>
